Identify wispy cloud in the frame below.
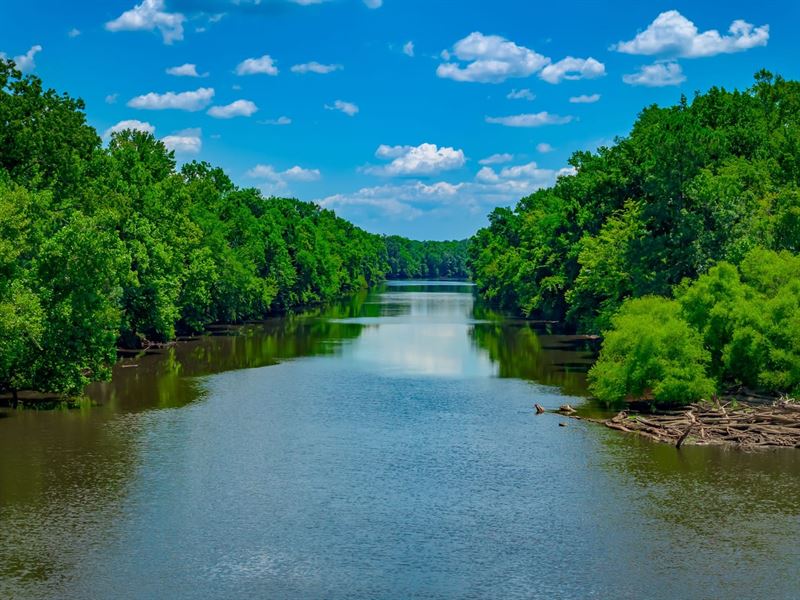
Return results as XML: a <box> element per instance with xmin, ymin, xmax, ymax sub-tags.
<box><xmin>291</xmin><ymin>62</ymin><xmax>342</xmax><ymax>74</ymax></box>
<box><xmin>569</xmin><ymin>93</ymin><xmax>601</xmax><ymax>103</ymax></box>
<box><xmin>479</xmin><ymin>153</ymin><xmax>514</xmax><ymax>165</ymax></box>
<box><xmin>325</xmin><ymin>100</ymin><xmax>359</xmax><ymax>116</ymax></box>
<box><xmin>507</xmin><ymin>88</ymin><xmax>535</xmax><ymax>101</ymax></box>
<box><xmin>485</xmin><ymin>112</ymin><xmax>573</xmax><ymax>127</ymax></box>
<box><xmin>259</xmin><ymin>116</ymin><xmax>292</xmax><ymax>126</ymax></box>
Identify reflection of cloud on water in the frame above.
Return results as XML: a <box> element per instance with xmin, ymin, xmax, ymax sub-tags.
<box><xmin>326</xmin><ymin>289</ymin><xmax>498</xmax><ymax>378</ymax></box>
<box><xmin>347</xmin><ymin>323</ymin><xmax>497</xmax><ymax>378</ymax></box>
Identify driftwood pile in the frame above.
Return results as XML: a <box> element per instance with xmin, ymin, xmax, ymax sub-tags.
<box><xmin>601</xmin><ymin>399</ymin><xmax>800</xmax><ymax>449</ymax></box>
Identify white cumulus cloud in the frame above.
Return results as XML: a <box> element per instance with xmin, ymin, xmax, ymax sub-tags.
<box><xmin>539</xmin><ymin>56</ymin><xmax>605</xmax><ymax>84</ymax></box>
<box><xmin>236</xmin><ymin>55</ymin><xmax>279</xmax><ymax>76</ymax></box>
<box><xmin>623</xmin><ymin>62</ymin><xmax>686</xmax><ymax>87</ymax></box>
<box><xmin>162</xmin><ymin>128</ymin><xmax>202</xmax><ymax>153</ymax></box>
<box><xmin>436</xmin><ymin>32</ymin><xmax>550</xmax><ymax>83</ymax></box>
<box><xmin>105</xmin><ymin>0</ymin><xmax>185</xmax><ymax>44</ymax></box>
<box><xmin>473</xmin><ymin>160</ymin><xmax>575</xmax><ymax>200</ymax></box>
<box><xmin>370</xmin><ymin>143</ymin><xmax>466</xmax><ymax>176</ymax></box>
<box><xmin>1</xmin><ymin>45</ymin><xmax>43</xmax><ymax>73</ymax></box>
<box><xmin>207</xmin><ymin>99</ymin><xmax>258</xmax><ymax>118</ymax></box>
<box><xmin>282</xmin><ymin>166</ymin><xmax>322</xmax><ymax>181</ymax></box>
<box><xmin>127</xmin><ymin>87</ymin><xmax>215</xmax><ymax>111</ymax></box>
<box><xmin>613</xmin><ymin>10</ymin><xmax>769</xmax><ymax>58</ymax></box>
<box><xmin>403</xmin><ymin>41</ymin><xmax>415</xmax><ymax>57</ymax></box>
<box><xmin>536</xmin><ymin>143</ymin><xmax>554</xmax><ymax>153</ymax></box>
<box><xmin>485</xmin><ymin>112</ymin><xmax>573</xmax><ymax>128</ymax></box>
<box><xmin>103</xmin><ymin>119</ymin><xmax>155</xmax><ymax>138</ymax></box>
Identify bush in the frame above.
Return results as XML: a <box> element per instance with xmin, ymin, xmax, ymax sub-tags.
<box><xmin>675</xmin><ymin>249</ymin><xmax>800</xmax><ymax>396</ymax></box>
<box><xmin>588</xmin><ymin>296</ymin><xmax>716</xmax><ymax>405</ymax></box>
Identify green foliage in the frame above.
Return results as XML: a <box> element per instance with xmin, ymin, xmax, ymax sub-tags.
<box><xmin>588</xmin><ymin>297</ymin><xmax>716</xmax><ymax>405</ymax></box>
<box><xmin>30</xmin><ymin>213</ymin><xmax>129</xmax><ymax>394</ymax></box>
<box><xmin>469</xmin><ymin>72</ymin><xmax>800</xmax><ymax>331</ymax></box>
<box><xmin>385</xmin><ymin>236</ymin><xmax>469</xmax><ymax>279</ymax></box>
<box><xmin>566</xmin><ymin>200</ymin><xmax>647</xmax><ymax>330</ymax></box>
<box><xmin>676</xmin><ymin>249</ymin><xmax>800</xmax><ymax>396</ymax></box>
<box><xmin>0</xmin><ymin>60</ymin><xmax>417</xmax><ymax>397</ymax></box>
<box><xmin>470</xmin><ymin>70</ymin><xmax>800</xmax><ymax>402</ymax></box>
<box><xmin>0</xmin><ymin>60</ymin><xmax>99</xmax><ymax>199</ymax></box>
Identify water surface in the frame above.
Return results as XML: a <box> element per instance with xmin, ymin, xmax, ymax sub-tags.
<box><xmin>1</xmin><ymin>282</ymin><xmax>799</xmax><ymax>599</ymax></box>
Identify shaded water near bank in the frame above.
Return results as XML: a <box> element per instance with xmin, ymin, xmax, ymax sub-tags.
<box><xmin>1</xmin><ymin>281</ymin><xmax>799</xmax><ymax>599</ymax></box>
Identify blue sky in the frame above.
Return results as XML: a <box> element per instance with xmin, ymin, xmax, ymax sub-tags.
<box><xmin>2</xmin><ymin>0</ymin><xmax>798</xmax><ymax>240</ymax></box>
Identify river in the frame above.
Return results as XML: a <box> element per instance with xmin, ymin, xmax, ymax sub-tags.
<box><xmin>1</xmin><ymin>281</ymin><xmax>799</xmax><ymax>599</ymax></box>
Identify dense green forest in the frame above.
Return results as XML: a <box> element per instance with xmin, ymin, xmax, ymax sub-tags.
<box><xmin>385</xmin><ymin>237</ymin><xmax>469</xmax><ymax>279</ymax></box>
<box><xmin>469</xmin><ymin>71</ymin><xmax>800</xmax><ymax>403</ymax></box>
<box><xmin>0</xmin><ymin>60</ymin><xmax>463</xmax><ymax>399</ymax></box>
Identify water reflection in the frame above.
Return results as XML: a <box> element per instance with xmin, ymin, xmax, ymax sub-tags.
<box><xmin>1</xmin><ymin>281</ymin><xmax>798</xmax><ymax>600</ymax></box>
<box><xmin>470</xmin><ymin>322</ymin><xmax>594</xmax><ymax>396</ymax></box>
<box><xmin>332</xmin><ymin>282</ymin><xmax>495</xmax><ymax>378</ymax></box>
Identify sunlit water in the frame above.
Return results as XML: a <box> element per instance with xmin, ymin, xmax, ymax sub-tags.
<box><xmin>1</xmin><ymin>282</ymin><xmax>799</xmax><ymax>599</ymax></box>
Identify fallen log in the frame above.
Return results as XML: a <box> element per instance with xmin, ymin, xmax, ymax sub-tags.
<box><xmin>596</xmin><ymin>398</ymin><xmax>800</xmax><ymax>450</ymax></box>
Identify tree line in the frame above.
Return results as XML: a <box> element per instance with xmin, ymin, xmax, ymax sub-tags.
<box><xmin>468</xmin><ymin>71</ymin><xmax>800</xmax><ymax>404</ymax></box>
<box><xmin>0</xmin><ymin>60</ymin><xmax>466</xmax><ymax>399</ymax></box>
<box><xmin>385</xmin><ymin>236</ymin><xmax>469</xmax><ymax>279</ymax></box>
